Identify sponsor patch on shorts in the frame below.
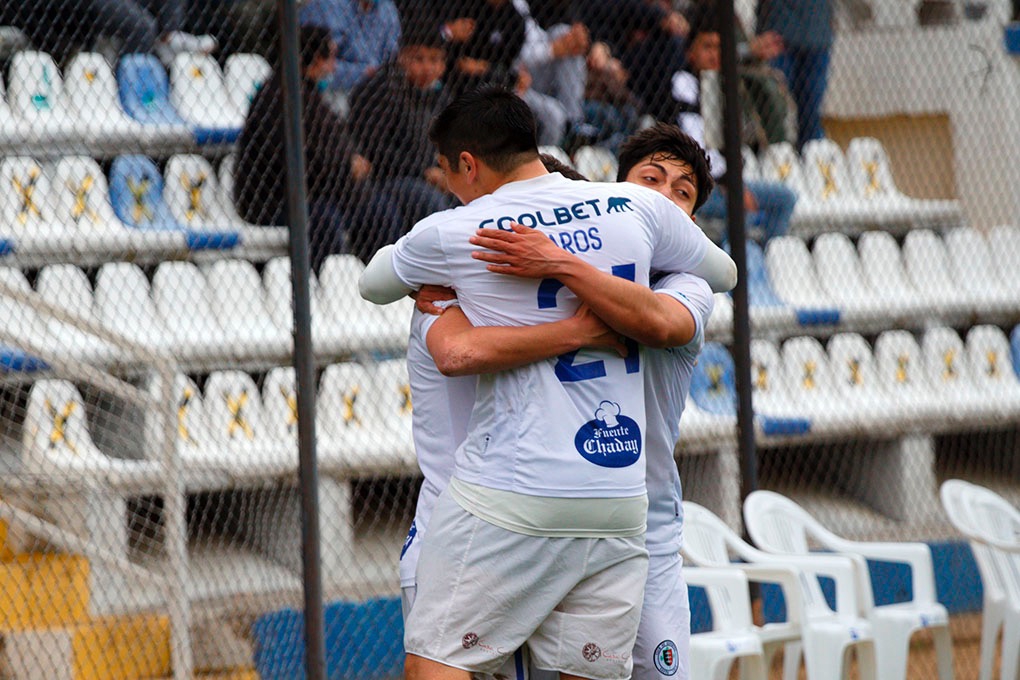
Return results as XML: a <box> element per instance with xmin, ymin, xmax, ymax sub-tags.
<box><xmin>654</xmin><ymin>639</ymin><xmax>679</xmax><ymax>676</ymax></box>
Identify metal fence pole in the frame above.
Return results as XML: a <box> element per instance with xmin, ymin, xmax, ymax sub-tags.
<box><xmin>275</xmin><ymin>2</ymin><xmax>326</xmax><ymax>678</ymax></box>
<box><xmin>718</xmin><ymin>0</ymin><xmax>759</xmax><ymax>504</ymax></box>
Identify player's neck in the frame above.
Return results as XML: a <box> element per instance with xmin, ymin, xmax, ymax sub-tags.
<box><xmin>486</xmin><ymin>159</ymin><xmax>550</xmax><ymax>193</ymax></box>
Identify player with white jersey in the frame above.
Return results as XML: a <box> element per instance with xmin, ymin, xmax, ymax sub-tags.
<box><xmin>360</xmin><ymin>89</ymin><xmax>735</xmax><ymax>680</ymax></box>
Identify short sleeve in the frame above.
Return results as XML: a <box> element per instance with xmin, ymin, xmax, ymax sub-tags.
<box><xmin>391</xmin><ymin>224</ymin><xmax>454</xmax><ymax>289</ymax></box>
<box><xmin>653</xmin><ymin>272</ymin><xmax>715</xmax><ymax>353</ymax></box>
<box><xmin>648</xmin><ymin>195</ymin><xmax>709</xmax><ymax>276</ymax></box>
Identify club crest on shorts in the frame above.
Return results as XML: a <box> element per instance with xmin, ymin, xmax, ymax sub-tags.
<box><xmin>582</xmin><ymin>642</ymin><xmax>602</xmax><ymax>662</ymax></box>
<box><xmin>574</xmin><ymin>400</ymin><xmax>642</xmax><ymax>468</ymax></box>
<box><xmin>654</xmin><ymin>640</ymin><xmax>679</xmax><ymax>676</ymax></box>
<box><xmin>462</xmin><ymin>632</ymin><xmax>479</xmax><ymax>649</ymax></box>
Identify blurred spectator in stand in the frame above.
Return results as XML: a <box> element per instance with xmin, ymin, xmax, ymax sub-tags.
<box><xmin>735</xmin><ymin>21</ymin><xmax>797</xmax><ymax>147</ymax></box>
<box><xmin>298</xmin><ymin>0</ymin><xmax>401</xmax><ymax>95</ymax></box>
<box><xmin>2</xmin><ymin>0</ymin><xmax>215</xmax><ymax>64</ymax></box>
<box><xmin>757</xmin><ymin>0</ymin><xmax>832</xmax><ymax>148</ymax></box>
<box><xmin>581</xmin><ymin>41</ymin><xmax>641</xmax><ymax>154</ymax></box>
<box><xmin>346</xmin><ymin>20</ymin><xmax>455</xmax><ymax>259</ymax></box>
<box><xmin>235</xmin><ymin>25</ymin><xmax>398</xmax><ymax>271</ymax></box>
<box><xmin>672</xmin><ymin>2</ymin><xmax>797</xmax><ymax>244</ymax></box>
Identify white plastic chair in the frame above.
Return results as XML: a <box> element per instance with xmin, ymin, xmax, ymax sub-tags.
<box><xmin>873</xmin><ymin>329</ymin><xmax>950</xmax><ymax>429</ymax></box>
<box><xmin>164</xmin><ymin>154</ymin><xmax>245</xmax><ymax>232</ymax></box>
<box><xmin>63</xmin><ymin>52</ymin><xmax>143</xmax><ymax>148</ymax></box>
<box><xmin>22</xmin><ymin>379</ymin><xmax>158</xmax><ymax>487</ymax></box>
<box><xmin>988</xmin><ymin>225</ymin><xmax>1020</xmax><ymax>287</ymax></box>
<box><xmin>224</xmin><ymin>53</ymin><xmax>271</xmax><ymax>118</ymax></box>
<box><xmin>94</xmin><ymin>261</ymin><xmax>172</xmax><ymax>354</ymax></box>
<box><xmin>683</xmin><ymin>500</ymin><xmax>876</xmax><ymax>680</ymax></box>
<box><xmin>811</xmin><ymin>232</ymin><xmax>886</xmax><ymax>327</ymax></box>
<box><xmin>205</xmin><ymin>259</ymin><xmax>292</xmax><ymax>361</ymax></box>
<box><xmin>52</xmin><ymin>156</ymin><xmax>137</xmax><ymax>258</ymax></box>
<box><xmin>742</xmin><ymin>146</ymin><xmax>761</xmax><ymax>183</ymax></box>
<box><xmin>6</xmin><ymin>50</ymin><xmax>75</xmax><ymax>144</ymax></box>
<box><xmin>744</xmin><ymin>490</ymin><xmax>953</xmax><ymax>680</ymax></box>
<box><xmin>764</xmin><ymin>236</ymin><xmax>835</xmax><ymax>309</ymax></box>
<box><xmin>0</xmin><ymin>266</ymin><xmax>63</xmax><ymax>359</ymax></box>
<box><xmin>920</xmin><ymin>326</ymin><xmax>998</xmax><ymax>426</ymax></box>
<box><xmin>827</xmin><ymin>332</ymin><xmax>914</xmax><ymax>433</ymax></box>
<box><xmin>684</xmin><ymin>566</ymin><xmax>768</xmax><ymax>680</ymax></box>
<box><xmin>151</xmin><ymin>261</ymin><xmax>229</xmax><ymax>365</ymax></box>
<box><xmin>364</xmin><ymin>358</ymin><xmax>417</xmax><ymax>470</ymax></box>
<box><xmin>262</xmin><ymin>256</ymin><xmax>329</xmax><ymax>351</ymax></box>
<box><xmin>944</xmin><ymin>226</ymin><xmax>1018</xmax><ymax>318</ymax></box>
<box><xmin>165</xmin><ymin>373</ymin><xmax>221</xmax><ymax>472</ymax></box>
<box><xmin>263</xmin><ymin>366</ymin><xmax>301</xmax><ymax>447</ymax></box>
<box><xmin>0</xmin><ymin>156</ymin><xmax>68</xmax><ymax>251</ymax></box>
<box><xmin>780</xmin><ymin>336</ymin><xmax>856</xmax><ymax>436</ymax></box>
<box><xmin>940</xmin><ymin>480</ymin><xmax>1020</xmax><ymax>680</ymax></box>
<box><xmin>901</xmin><ymin>229</ymin><xmax>973</xmax><ymax>323</ymax></box>
<box><xmin>857</xmin><ymin>230</ymin><xmax>932</xmax><ymax>323</ymax></box>
<box><xmin>572</xmin><ymin>145</ymin><xmax>618</xmax><ymax>182</ymax></box>
<box><xmin>317</xmin><ymin>361</ymin><xmax>380</xmax><ymax>472</ymax></box>
<box><xmin>169</xmin><ymin>53</ymin><xmax>244</xmax><ymax>131</ymax></box>
<box><xmin>965</xmin><ymin>325</ymin><xmax>1020</xmax><ymax>420</ymax></box>
<box><xmin>800</xmin><ymin>139</ymin><xmax>873</xmax><ymax>230</ymax></box>
<box><xmin>0</xmin><ymin>74</ymin><xmax>30</xmax><ymax>146</ymax></box>
<box><xmin>204</xmin><ymin>370</ymin><xmax>295</xmax><ymax>478</ymax></box>
<box><xmin>760</xmin><ymin>142</ymin><xmax>808</xmax><ymax>196</ymax></box>
<box><xmin>316</xmin><ymin>254</ymin><xmax>405</xmax><ymax>353</ymax></box>
<box><xmin>35</xmin><ymin>264</ymin><xmax>115</xmax><ymax>365</ymax></box>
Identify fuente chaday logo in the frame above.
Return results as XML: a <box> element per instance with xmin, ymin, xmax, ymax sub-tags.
<box><xmin>573</xmin><ymin>401</ymin><xmax>642</xmax><ymax>468</ymax></box>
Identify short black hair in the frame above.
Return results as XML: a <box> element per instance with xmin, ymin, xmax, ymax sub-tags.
<box><xmin>429</xmin><ymin>86</ymin><xmax>540</xmax><ymax>173</ymax></box>
<box><xmin>616</xmin><ymin>122</ymin><xmax>714</xmax><ymax>213</ymax></box>
<box><xmin>300</xmin><ymin>25</ymin><xmax>334</xmax><ymax>70</ymax></box>
<box><xmin>400</xmin><ymin>19</ymin><xmax>445</xmax><ymax>50</ymax></box>
<box><xmin>685</xmin><ymin>0</ymin><xmax>720</xmax><ymax>41</ymax></box>
<box><xmin>539</xmin><ymin>153</ymin><xmax>589</xmax><ymax>181</ymax></box>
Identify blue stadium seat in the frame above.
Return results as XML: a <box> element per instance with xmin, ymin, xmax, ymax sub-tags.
<box><xmin>117</xmin><ymin>54</ymin><xmax>189</xmax><ymax>127</ymax></box>
<box><xmin>108</xmin><ymin>155</ymin><xmax>238</xmax><ymax>250</ymax></box>
<box><xmin>1011</xmin><ymin>325</ymin><xmax>1020</xmax><ymax>380</ymax></box>
<box><xmin>0</xmin><ymin>346</ymin><xmax>48</xmax><ymax>373</ymax></box>
<box><xmin>690</xmin><ymin>342</ymin><xmax>738</xmax><ymax>417</ymax></box>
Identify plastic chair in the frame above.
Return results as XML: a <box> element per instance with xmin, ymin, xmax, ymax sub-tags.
<box><xmin>901</xmin><ymin>229</ymin><xmax>973</xmax><ymax>323</ymax></box>
<box><xmin>920</xmin><ymin>326</ymin><xmax>998</xmax><ymax>425</ymax></box>
<box><xmin>873</xmin><ymin>329</ymin><xmax>950</xmax><ymax>429</ymax></box>
<box><xmin>262</xmin><ymin>256</ymin><xmax>330</xmax><ymax>351</ymax></box>
<box><xmin>263</xmin><ymin>366</ymin><xmax>300</xmax><ymax>445</ymax></box>
<box><xmin>684</xmin><ymin>566</ymin><xmax>768</xmax><ymax>680</ymax></box>
<box><xmin>116</xmin><ymin>53</ymin><xmax>193</xmax><ymax>144</ymax></box>
<box><xmin>52</xmin><ymin>156</ymin><xmax>136</xmax><ymax>257</ymax></box>
<box><xmin>945</xmin><ymin>226</ymin><xmax>1018</xmax><ymax>318</ymax></box>
<box><xmin>63</xmin><ymin>52</ymin><xmax>143</xmax><ymax>148</ymax></box>
<box><xmin>742</xmin><ymin>146</ymin><xmax>761</xmax><ymax>182</ymax></box>
<box><xmin>163</xmin><ymin>373</ymin><xmax>220</xmax><ymax>472</ymax></box>
<box><xmin>682</xmin><ymin>500</ymin><xmax>876</xmax><ymax>680</ymax></box>
<box><xmin>742</xmin><ymin>240</ymin><xmax>799</xmax><ymax>332</ymax></box>
<box><xmin>751</xmin><ymin>338</ymin><xmax>810</xmax><ymax>423</ymax></box>
<box><xmin>827</xmin><ymin>332</ymin><xmax>914</xmax><ymax>433</ymax></box>
<box><xmin>0</xmin><ymin>156</ymin><xmax>68</xmax><ymax>252</ymax></box>
<box><xmin>940</xmin><ymin>480</ymin><xmax>1020</xmax><ymax>680</ymax></box>
<box><xmin>0</xmin><ymin>266</ymin><xmax>63</xmax><ymax>359</ymax></box>
<box><xmin>811</xmin><ymin>233</ymin><xmax>886</xmax><ymax>328</ymax></box>
<box><xmin>205</xmin><ymin>259</ymin><xmax>292</xmax><ymax>361</ymax></box>
<box><xmin>858</xmin><ymin>230</ymin><xmax>931</xmax><ymax>323</ymax></box>
<box><xmin>316</xmin><ymin>255</ymin><xmax>405</xmax><ymax>354</ymax></box>
<box><xmin>94</xmin><ymin>261</ymin><xmax>172</xmax><ymax>354</ymax></box>
<box><xmin>800</xmin><ymin>139</ymin><xmax>873</xmax><ymax>229</ymax></box>
<box><xmin>35</xmin><ymin>264</ymin><xmax>115</xmax><ymax>365</ymax></box>
<box><xmin>169</xmin><ymin>53</ymin><xmax>243</xmax><ymax>143</ymax></box>
<box><xmin>224</xmin><ymin>53</ymin><xmax>271</xmax><ymax>118</ymax></box>
<box><xmin>0</xmin><ymin>74</ymin><xmax>29</xmax><ymax>146</ymax></box>
<box><xmin>966</xmin><ymin>326</ymin><xmax>1020</xmax><ymax>420</ymax></box>
<box><xmin>363</xmin><ymin>359</ymin><xmax>417</xmax><ymax>470</ymax></box>
<box><xmin>6</xmin><ymin>50</ymin><xmax>76</xmax><ymax>143</ymax></box>
<box><xmin>744</xmin><ymin>490</ymin><xmax>953</xmax><ymax>680</ymax></box>
<box><xmin>572</xmin><ymin>145</ymin><xmax>618</xmax><ymax>182</ymax></box>
<box><xmin>764</xmin><ymin>236</ymin><xmax>840</xmax><ymax>312</ymax></box>
<box><xmin>780</xmin><ymin>336</ymin><xmax>856</xmax><ymax>436</ymax></box>
<box><xmin>760</xmin><ymin>142</ymin><xmax>808</xmax><ymax>196</ymax></box>
<box><xmin>317</xmin><ymin>361</ymin><xmax>379</xmax><ymax>472</ymax></box>
<box><xmin>151</xmin><ymin>261</ymin><xmax>229</xmax><ymax>365</ymax></box>
<box><xmin>163</xmin><ymin>154</ymin><xmax>245</xmax><ymax>236</ymax></box>
<box><xmin>204</xmin><ymin>370</ymin><xmax>295</xmax><ymax>478</ymax></box>
<box><xmin>22</xmin><ymin>379</ymin><xmax>158</xmax><ymax>487</ymax></box>
<box><xmin>988</xmin><ymin>225</ymin><xmax>1020</xmax><ymax>289</ymax></box>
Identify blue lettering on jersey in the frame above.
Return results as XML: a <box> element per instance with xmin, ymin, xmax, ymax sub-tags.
<box><xmin>477</xmin><ymin>197</ymin><xmax>621</xmax><ymax>232</ymax></box>
<box><xmin>400</xmin><ymin>520</ymin><xmax>417</xmax><ymax>559</ymax></box>
<box><xmin>574</xmin><ymin>400</ymin><xmax>642</xmax><ymax>468</ymax></box>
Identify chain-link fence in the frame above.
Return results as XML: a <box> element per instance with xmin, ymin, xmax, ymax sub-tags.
<box><xmin>0</xmin><ymin>0</ymin><xmax>1017</xmax><ymax>677</ymax></box>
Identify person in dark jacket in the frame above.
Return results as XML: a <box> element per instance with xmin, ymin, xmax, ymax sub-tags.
<box><xmin>234</xmin><ymin>24</ymin><xmax>400</xmax><ymax>270</ymax></box>
<box><xmin>346</xmin><ymin>20</ymin><xmax>456</xmax><ymax>259</ymax></box>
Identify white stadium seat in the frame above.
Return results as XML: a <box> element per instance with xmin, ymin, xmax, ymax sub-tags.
<box><xmin>165</xmin><ymin>373</ymin><xmax>221</xmax><ymax>473</ymax></box>
<box><xmin>921</xmin><ymin>326</ymin><xmax>1000</xmax><ymax>426</ymax></box>
<box><xmin>169</xmin><ymin>53</ymin><xmax>244</xmax><ymax>134</ymax></box>
<box><xmin>742</xmin><ymin>146</ymin><xmax>761</xmax><ymax>182</ymax></box>
<box><xmin>224</xmin><ymin>53</ymin><xmax>271</xmax><ymax>118</ymax></box>
<box><xmin>204</xmin><ymin>370</ymin><xmax>295</xmax><ymax>478</ymax></box>
<box><xmin>799</xmin><ymin>138</ymin><xmax>873</xmax><ymax>230</ymax></box>
<box><xmin>0</xmin><ymin>266</ymin><xmax>64</xmax><ymax>359</ymax></box>
<box><xmin>316</xmin><ymin>254</ymin><xmax>406</xmax><ymax>353</ymax></box>
<box><xmin>0</xmin><ymin>74</ymin><xmax>29</xmax><ymax>146</ymax></box>
<box><xmin>965</xmin><ymin>325</ymin><xmax>1020</xmax><ymax>420</ymax></box>
<box><xmin>944</xmin><ymin>226</ymin><xmax>1017</xmax><ymax>319</ymax></box>
<box><xmin>151</xmin><ymin>260</ymin><xmax>230</xmax><ymax>365</ymax></box>
<box><xmin>873</xmin><ymin>330</ymin><xmax>952</xmax><ymax>430</ymax></box>
<box><xmin>263</xmin><ymin>366</ymin><xmax>300</xmax><ymax>445</ymax></box>
<box><xmin>35</xmin><ymin>264</ymin><xmax>116</xmax><ymax>365</ymax></box>
<box><xmin>826</xmin><ymin>332</ymin><xmax>915</xmax><ymax>433</ymax></box>
<box><xmin>6</xmin><ymin>51</ymin><xmax>76</xmax><ymax>144</ymax></box>
<box><xmin>857</xmin><ymin>230</ymin><xmax>931</xmax><ymax>323</ymax></box>
<box><xmin>780</xmin><ymin>336</ymin><xmax>857</xmax><ymax>436</ymax></box>
<box><xmin>262</xmin><ymin>256</ymin><xmax>333</xmax><ymax>352</ymax></box>
<box><xmin>537</xmin><ymin>145</ymin><xmax>574</xmax><ymax>170</ymax></box>
<box><xmin>365</xmin><ymin>359</ymin><xmax>417</xmax><ymax>469</ymax></box>
<box><xmin>750</xmin><ymin>338</ymin><xmax>808</xmax><ymax>423</ymax></box>
<box><xmin>22</xmin><ymin>379</ymin><xmax>158</xmax><ymax>488</ymax></box>
<box><xmin>205</xmin><ymin>259</ymin><xmax>292</xmax><ymax>361</ymax></box>
<box><xmin>902</xmin><ymin>229</ymin><xmax>974</xmax><ymax>323</ymax></box>
<box><xmin>63</xmin><ymin>52</ymin><xmax>144</xmax><ymax>148</ymax></box>
<box><xmin>317</xmin><ymin>361</ymin><xmax>380</xmax><ymax>472</ymax></box>
<box><xmin>764</xmin><ymin>236</ymin><xmax>836</xmax><ymax>310</ymax></box>
<box><xmin>744</xmin><ymin>490</ymin><xmax>952</xmax><ymax>680</ymax></box>
<box><xmin>164</xmin><ymin>154</ymin><xmax>245</xmax><ymax>232</ymax></box>
<box><xmin>0</xmin><ymin>156</ymin><xmax>69</xmax><ymax>252</ymax></box>
<box><xmin>811</xmin><ymin>232</ymin><xmax>886</xmax><ymax>328</ymax></box>
<box><xmin>988</xmin><ymin>225</ymin><xmax>1020</xmax><ymax>290</ymax></box>
<box><xmin>572</xmin><ymin>145</ymin><xmax>618</xmax><ymax>182</ymax></box>
<box><xmin>52</xmin><ymin>156</ymin><xmax>137</xmax><ymax>258</ymax></box>
<box><xmin>94</xmin><ymin>261</ymin><xmax>172</xmax><ymax>354</ymax></box>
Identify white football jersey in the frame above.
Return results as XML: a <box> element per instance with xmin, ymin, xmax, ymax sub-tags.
<box><xmin>399</xmin><ymin>308</ymin><xmax>476</xmax><ymax>587</ymax></box>
<box><xmin>390</xmin><ymin>172</ymin><xmax>711</xmax><ymax>500</ymax></box>
<box><xmin>643</xmin><ymin>273</ymin><xmax>715</xmax><ymax>555</ymax></box>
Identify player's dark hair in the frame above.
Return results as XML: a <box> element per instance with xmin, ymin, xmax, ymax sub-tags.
<box><xmin>539</xmin><ymin>154</ymin><xmax>589</xmax><ymax>181</ymax></box>
<box><xmin>616</xmin><ymin>122</ymin><xmax>714</xmax><ymax>213</ymax></box>
<box><xmin>400</xmin><ymin>18</ymin><xmax>445</xmax><ymax>50</ymax></box>
<box><xmin>429</xmin><ymin>86</ymin><xmax>540</xmax><ymax>173</ymax></box>
<box><xmin>299</xmin><ymin>25</ymin><xmax>334</xmax><ymax>70</ymax></box>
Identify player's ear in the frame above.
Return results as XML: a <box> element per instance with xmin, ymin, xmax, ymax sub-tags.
<box><xmin>459</xmin><ymin>151</ymin><xmax>477</xmax><ymax>178</ymax></box>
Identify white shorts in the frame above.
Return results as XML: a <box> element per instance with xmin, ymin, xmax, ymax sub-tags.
<box><xmin>632</xmin><ymin>552</ymin><xmax>691</xmax><ymax>680</ymax></box>
<box><xmin>403</xmin><ymin>585</ymin><xmax>531</xmax><ymax>680</ymax></box>
<box><xmin>404</xmin><ymin>490</ymin><xmax>649</xmax><ymax>680</ymax></box>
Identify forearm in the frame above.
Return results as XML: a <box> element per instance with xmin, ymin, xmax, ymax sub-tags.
<box><xmin>690</xmin><ymin>241</ymin><xmax>737</xmax><ymax>293</ymax></box>
<box><xmin>430</xmin><ymin>318</ymin><xmax>586</xmax><ymax>376</ymax></box>
<box><xmin>358</xmin><ymin>244</ymin><xmax>416</xmax><ymax>304</ymax></box>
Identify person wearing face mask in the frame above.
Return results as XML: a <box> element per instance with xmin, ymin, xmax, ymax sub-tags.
<box><xmin>346</xmin><ymin>20</ymin><xmax>457</xmax><ymax>261</ymax></box>
<box><xmin>234</xmin><ymin>24</ymin><xmax>400</xmax><ymax>272</ymax></box>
